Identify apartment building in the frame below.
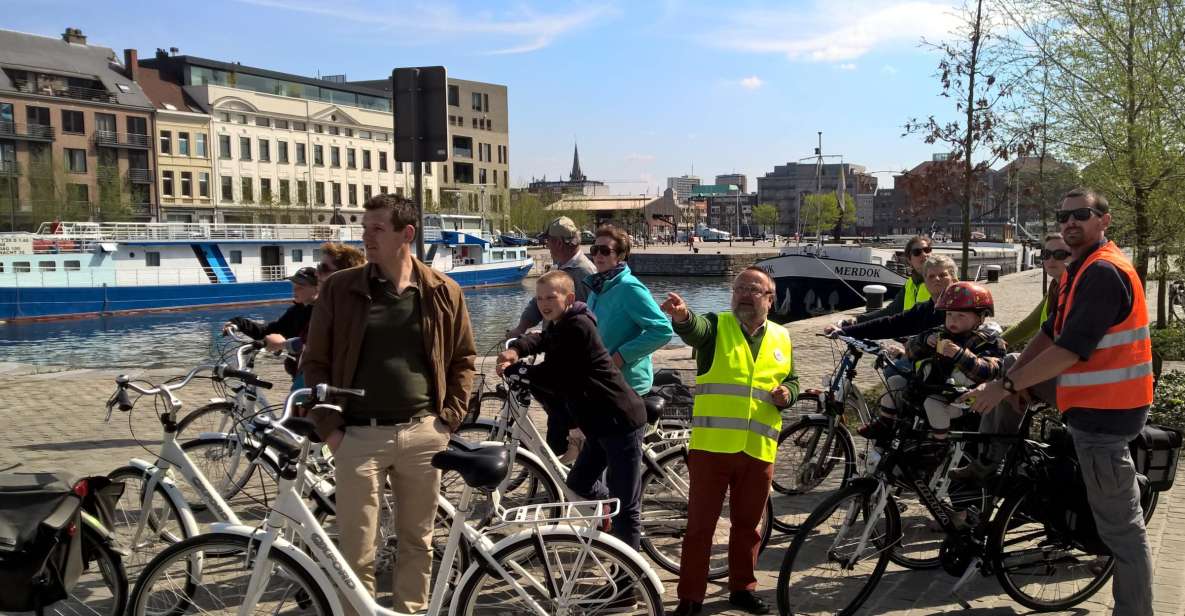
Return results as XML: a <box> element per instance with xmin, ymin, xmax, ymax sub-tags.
<box><xmin>0</xmin><ymin>28</ymin><xmax>156</xmax><ymax>229</ymax></box>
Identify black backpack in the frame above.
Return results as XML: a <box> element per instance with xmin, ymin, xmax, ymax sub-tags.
<box><xmin>0</xmin><ymin>472</ymin><xmax>84</xmax><ymax>613</ymax></box>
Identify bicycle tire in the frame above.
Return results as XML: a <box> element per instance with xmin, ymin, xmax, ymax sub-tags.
<box><xmin>639</xmin><ymin>445</ymin><xmax>773</xmax><ymax>580</ymax></box>
<box><xmin>992</xmin><ymin>487</ymin><xmax>1114</xmax><ymax>611</ymax></box>
<box><xmin>781</xmin><ymin>391</ymin><xmax>823</xmax><ymax>422</ymax></box>
<box><xmin>467</xmin><ymin>390</ymin><xmax>508</xmax><ymax>425</ymax></box>
<box><xmin>179</xmin><ymin>435</ymin><xmax>286</xmax><ymax>523</ymax></box>
<box><xmin>51</xmin><ymin>522</ymin><xmax>129</xmax><ymax>616</ymax></box>
<box><xmin>452</xmin><ymin>532</ymin><xmax>664</xmax><ymax>615</ymax></box>
<box><xmin>105</xmin><ymin>465</ymin><xmax>195</xmax><ymax>583</ymax></box>
<box><xmin>771</xmin><ymin>418</ymin><xmax>856</xmax><ymax>533</ymax></box>
<box><xmin>174</xmin><ymin>401</ymin><xmax>237</xmax><ymax>439</ymax></box>
<box><xmin>776</xmin><ymin>481</ymin><xmax>899</xmax><ymax>616</ymax></box>
<box><xmin>127</xmin><ymin>532</ymin><xmax>331</xmax><ymax>616</ymax></box>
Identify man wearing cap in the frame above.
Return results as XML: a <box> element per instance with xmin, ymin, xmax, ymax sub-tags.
<box><xmin>223</xmin><ymin>266</ymin><xmax>318</xmax><ymax>385</ymax></box>
<box><xmin>507</xmin><ymin>216</ymin><xmax>597</xmax><ymax>455</ymax></box>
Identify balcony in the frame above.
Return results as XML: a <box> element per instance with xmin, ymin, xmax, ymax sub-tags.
<box><xmin>11</xmin><ymin>79</ymin><xmax>117</xmax><ymax>104</ymax></box>
<box><xmin>94</xmin><ymin>130</ymin><xmax>150</xmax><ymax>150</ymax></box>
<box><xmin>0</xmin><ymin>160</ymin><xmax>18</xmax><ymax>176</ymax></box>
<box><xmin>0</xmin><ymin>121</ymin><xmax>55</xmax><ymax>142</ymax></box>
<box><xmin>127</xmin><ymin>168</ymin><xmax>153</xmax><ymax>184</ymax></box>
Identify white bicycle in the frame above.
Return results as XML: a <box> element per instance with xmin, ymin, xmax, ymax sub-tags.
<box><xmin>126</xmin><ymin>384</ymin><xmax>667</xmax><ymax>616</ymax></box>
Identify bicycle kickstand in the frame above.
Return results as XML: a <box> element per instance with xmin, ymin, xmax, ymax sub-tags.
<box><xmin>948</xmin><ymin>556</ymin><xmax>981</xmax><ymax>610</ymax></box>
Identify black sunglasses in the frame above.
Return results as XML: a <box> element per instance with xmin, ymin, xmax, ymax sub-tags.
<box><xmin>909</xmin><ymin>246</ymin><xmax>933</xmax><ymax>257</ymax></box>
<box><xmin>1055</xmin><ymin>207</ymin><xmax>1103</xmax><ymax>224</ymax></box>
<box><xmin>1041</xmin><ymin>248</ymin><xmax>1072</xmax><ymax>261</ymax></box>
<box><xmin>589</xmin><ymin>245</ymin><xmax>616</xmax><ymax>257</ymax></box>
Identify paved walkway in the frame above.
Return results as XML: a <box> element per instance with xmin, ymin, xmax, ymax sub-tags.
<box><xmin>1</xmin><ymin>268</ymin><xmax>1180</xmax><ymax>615</ymax></box>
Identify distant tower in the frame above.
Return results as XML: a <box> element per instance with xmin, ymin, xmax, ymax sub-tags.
<box><xmin>569</xmin><ymin>143</ymin><xmax>586</xmax><ymax>182</ymax></box>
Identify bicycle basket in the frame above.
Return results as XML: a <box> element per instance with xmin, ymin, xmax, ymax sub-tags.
<box><xmin>0</xmin><ymin>472</ymin><xmax>84</xmax><ymax>612</ymax></box>
<box><xmin>1130</xmin><ymin>424</ymin><xmax>1182</xmax><ymax>492</ymax></box>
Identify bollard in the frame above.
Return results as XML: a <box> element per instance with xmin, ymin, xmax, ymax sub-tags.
<box><xmin>863</xmin><ymin>284</ymin><xmax>888</xmax><ymax>312</ymax></box>
<box><xmin>986</xmin><ymin>264</ymin><xmax>1002</xmax><ymax>283</ymax></box>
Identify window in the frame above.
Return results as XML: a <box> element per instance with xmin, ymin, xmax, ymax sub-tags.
<box><xmin>363</xmin><ymin>185</ymin><xmax>372</xmax><ymax>201</ymax></box>
<box><xmin>347</xmin><ymin>148</ymin><xmax>356</xmax><ymax>169</ymax></box>
<box><xmin>359</xmin><ymin>130</ymin><xmax>372</xmax><ymax>139</ymax></box>
<box><xmin>199</xmin><ymin>172</ymin><xmax>210</xmax><ymax>198</ymax></box>
<box><xmin>472</xmin><ymin>92</ymin><xmax>482</xmax><ymax>111</ymax></box>
<box><xmin>221</xmin><ymin>175</ymin><xmax>233</xmax><ymax>202</ymax></box>
<box><xmin>278</xmin><ymin>141</ymin><xmax>289</xmax><ymax>164</ymax></box>
<box><xmin>313</xmin><ymin>145</ymin><xmax>324</xmax><ymax>166</ymax></box>
<box><xmin>296</xmin><ymin>143</ymin><xmax>307</xmax><ymax>165</ymax></box>
<box><xmin>375</xmin><ymin>132</ymin><xmax>388</xmax><ymax>142</ymax></box>
<box><xmin>178</xmin><ymin>132</ymin><xmax>190</xmax><ymax>156</ymax></box>
<box><xmin>64</xmin><ymin>260</ymin><xmax>80</xmax><ymax>271</ymax></box>
<box><xmin>65</xmin><ymin>149</ymin><xmax>87</xmax><ymax>173</ymax></box>
<box><xmin>331</xmin><ymin>182</ymin><xmax>341</xmax><ymax>205</ymax></box>
<box><xmin>61</xmin><ymin>110</ymin><xmax>84</xmax><ymax>133</ymax></box>
<box><xmin>13</xmin><ymin>262</ymin><xmax>30</xmax><ymax>273</ymax></box>
<box><xmin>383</xmin><ymin>186</ymin><xmax>390</xmax><ymax>195</ymax></box>
<box><xmin>241</xmin><ymin>177</ymin><xmax>254</xmax><ymax>202</ymax></box>
<box><xmin>229</xmin><ymin>250</ymin><xmax>242</xmax><ymax>264</ymax></box>
<box><xmin>425</xmin><ymin>163</ymin><xmax>432</xmax><ymax>175</ymax></box>
<box><xmin>472</xmin><ymin>118</ymin><xmax>478</xmax><ymax>128</ymax></box>
<box><xmin>488</xmin><ymin>119</ymin><xmax>494</xmax><ymax>131</ymax></box>
<box><xmin>219</xmin><ymin>134</ymin><xmax>232</xmax><ymax>159</ymax></box>
<box><xmin>276</xmin><ymin>179</ymin><xmax>289</xmax><ymax>204</ymax></box>
<box><xmin>258</xmin><ymin>139</ymin><xmax>270</xmax><ymax>162</ymax></box>
<box><xmin>348</xmin><ymin>184</ymin><xmax>357</xmax><ymax>206</ymax></box>
<box><xmin>160</xmin><ymin>130</ymin><xmax>172</xmax><ymax>154</ymax></box>
<box><xmin>239</xmin><ymin>137</ymin><xmax>252</xmax><ymax>161</ymax></box>
<box><xmin>331</xmin><ymin>147</ymin><xmax>340</xmax><ymax>167</ymax></box>
<box><xmin>297</xmin><ymin>180</ymin><xmax>308</xmax><ymax>204</ymax></box>
<box><xmin>314</xmin><ymin>124</ymin><xmax>323</xmax><ymax>133</ymax></box>
<box><xmin>479</xmin><ymin>168</ymin><xmax>487</xmax><ymax>185</ymax></box>
<box><xmin>396</xmin><ymin>161</ymin><xmax>404</xmax><ymax>173</ymax></box>
<box><xmin>275</xmin><ymin>119</ymin><xmax>289</xmax><ymax>130</ymax></box>
<box><xmin>66</xmin><ymin>183</ymin><xmax>88</xmax><ymax>203</ymax></box>
<box><xmin>483</xmin><ymin>93</ymin><xmax>489</xmax><ymax>112</ymax></box>
<box><xmin>379</xmin><ymin>151</ymin><xmax>388</xmax><ymax>171</ymax></box>
<box><xmin>362</xmin><ymin>150</ymin><xmax>371</xmax><ymax>170</ymax></box>
<box><xmin>27</xmin><ymin>106</ymin><xmax>50</xmax><ymax>127</ymax></box>
<box><xmin>39</xmin><ymin>260</ymin><xmax>56</xmax><ymax>272</ymax></box>
<box><xmin>448</xmin><ymin>84</ymin><xmax>459</xmax><ymax>107</ymax></box>
<box><xmin>195</xmin><ymin>133</ymin><xmax>207</xmax><ymax>157</ymax></box>
<box><xmin>292</xmin><ymin>249</ymin><xmax>303</xmax><ymax>262</ymax></box>
<box><xmin>146</xmin><ymin>252</ymin><xmax>161</xmax><ymax>267</ymax></box>
<box><xmin>315</xmin><ymin>181</ymin><xmax>326</xmax><ymax>204</ymax></box>
<box><xmin>162</xmin><ymin>170</ymin><xmax>175</xmax><ymax>196</ymax></box>
<box><xmin>235</xmin><ymin>114</ymin><xmax>248</xmax><ymax>124</ymax></box>
<box><xmin>328</xmin><ymin>126</ymin><xmax>339</xmax><ymax>136</ymax></box>
<box><xmin>181</xmin><ymin>171</ymin><xmax>193</xmax><ymax>197</ymax></box>
<box><xmin>344</xmin><ymin>128</ymin><xmax>353</xmax><ymax>137</ymax></box>
<box><xmin>293</xmin><ymin>121</ymin><xmax>307</xmax><ymax>131</ymax></box>
<box><xmin>255</xmin><ymin>116</ymin><xmax>270</xmax><ymax>127</ymax></box>
<box><xmin>260</xmin><ymin>178</ymin><xmax>272</xmax><ymax>202</ymax></box>
<box><xmin>220</xmin><ymin>111</ymin><xmax>230</xmax><ymax>122</ymax></box>
<box><xmin>477</xmin><ymin>141</ymin><xmax>484</xmax><ymax>162</ymax></box>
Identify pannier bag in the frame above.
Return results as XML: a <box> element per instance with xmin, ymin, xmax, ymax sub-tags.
<box><xmin>1129</xmin><ymin>424</ymin><xmax>1182</xmax><ymax>492</ymax></box>
<box><xmin>0</xmin><ymin>472</ymin><xmax>83</xmax><ymax>613</ymax></box>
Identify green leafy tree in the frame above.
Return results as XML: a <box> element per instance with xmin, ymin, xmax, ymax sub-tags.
<box><xmin>753</xmin><ymin>203</ymin><xmax>779</xmax><ymax>238</ymax></box>
<box><xmin>800</xmin><ymin>194</ymin><xmax>854</xmax><ymax>236</ymax></box>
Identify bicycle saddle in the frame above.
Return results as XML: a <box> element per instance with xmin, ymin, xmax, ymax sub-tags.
<box><xmin>431</xmin><ymin>444</ymin><xmax>509</xmax><ymax>490</ymax></box>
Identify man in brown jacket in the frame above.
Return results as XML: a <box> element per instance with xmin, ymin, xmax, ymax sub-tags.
<box><xmin>302</xmin><ymin>193</ymin><xmax>476</xmax><ymax>613</ymax></box>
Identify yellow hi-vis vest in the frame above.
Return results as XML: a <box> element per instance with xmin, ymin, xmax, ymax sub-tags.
<box><xmin>904</xmin><ymin>276</ymin><xmax>932</xmax><ymax>310</ymax></box>
<box><xmin>690</xmin><ymin>312</ymin><xmax>795</xmax><ymax>463</ymax></box>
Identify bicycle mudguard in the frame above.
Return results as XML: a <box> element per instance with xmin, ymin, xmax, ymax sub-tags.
<box><xmin>124</xmin><ymin>459</ymin><xmax>200</xmax><ymax>538</ymax></box>
<box><xmin>798</xmin><ymin>413</ymin><xmax>830</xmax><ymax>424</ymax></box>
<box><xmin>206</xmin><ymin>524</ymin><xmax>345</xmax><ymax>616</ymax></box>
<box><xmin>448</xmin><ymin>525</ymin><xmax>665</xmax><ymax>616</ymax></box>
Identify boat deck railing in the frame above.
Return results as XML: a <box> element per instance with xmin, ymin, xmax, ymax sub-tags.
<box><xmin>29</xmin><ymin>222</ymin><xmax>364</xmax><ymax>243</ymax></box>
<box><xmin>0</xmin><ymin>264</ymin><xmax>294</xmax><ymax>288</ymax></box>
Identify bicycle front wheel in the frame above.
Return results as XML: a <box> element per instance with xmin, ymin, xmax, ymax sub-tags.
<box><xmin>106</xmin><ymin>465</ymin><xmax>194</xmax><ymax>581</ymax></box>
<box><xmin>992</xmin><ymin>488</ymin><xmax>1114</xmax><ymax>611</ymax></box>
<box><xmin>771</xmin><ymin>419</ymin><xmax>855</xmax><ymax>533</ymax></box>
<box><xmin>453</xmin><ymin>532</ymin><xmax>663</xmax><ymax>615</ymax></box>
<box><xmin>776</xmin><ymin>481</ymin><xmax>898</xmax><ymax>616</ymax></box>
<box><xmin>127</xmin><ymin>532</ymin><xmax>331</xmax><ymax>616</ymax></box>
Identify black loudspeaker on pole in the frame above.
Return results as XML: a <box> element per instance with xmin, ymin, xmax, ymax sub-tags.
<box><xmin>392</xmin><ymin>66</ymin><xmax>449</xmax><ymax>260</ymax></box>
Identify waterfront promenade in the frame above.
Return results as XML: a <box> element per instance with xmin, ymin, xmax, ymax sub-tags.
<box><xmin>1</xmin><ymin>267</ymin><xmax>1182</xmax><ymax>615</ymax></box>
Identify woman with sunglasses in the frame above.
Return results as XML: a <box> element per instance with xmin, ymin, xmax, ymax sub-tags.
<box><xmin>1001</xmin><ymin>233</ymin><xmax>1071</xmax><ymax>349</ymax></box>
<box><xmin>849</xmin><ymin>235</ymin><xmax>934</xmax><ymax>324</ymax></box>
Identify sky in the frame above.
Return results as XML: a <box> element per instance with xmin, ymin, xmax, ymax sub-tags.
<box><xmin>2</xmin><ymin>0</ymin><xmax>971</xmax><ymax>193</ymax></box>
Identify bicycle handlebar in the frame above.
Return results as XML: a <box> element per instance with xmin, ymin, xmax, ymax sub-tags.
<box><xmin>215</xmin><ymin>366</ymin><xmax>274</xmax><ymax>389</ymax></box>
<box><xmin>817</xmin><ymin>332</ymin><xmax>887</xmax><ymax>356</ymax></box>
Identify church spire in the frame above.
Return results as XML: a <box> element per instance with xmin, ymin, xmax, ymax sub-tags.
<box><xmin>569</xmin><ymin>142</ymin><xmax>586</xmax><ymax>182</ymax></box>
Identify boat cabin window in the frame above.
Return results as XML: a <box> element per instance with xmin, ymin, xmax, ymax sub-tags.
<box><xmin>0</xmin><ymin>263</ymin><xmax>4</xmax><ymax>273</ymax></box>
<box><xmin>312</xmin><ymin>249</ymin><xmax>322</xmax><ymax>262</ymax></box>
<box><xmin>38</xmin><ymin>261</ymin><xmax>55</xmax><ymax>272</ymax></box>
<box><xmin>292</xmin><ymin>249</ymin><xmax>303</xmax><ymax>262</ymax></box>
<box><xmin>492</xmin><ymin>249</ymin><xmax>502</xmax><ymax>260</ymax></box>
<box><xmin>230</xmin><ymin>250</ymin><xmax>243</xmax><ymax>264</ymax></box>
<box><xmin>64</xmin><ymin>260</ymin><xmax>81</xmax><ymax>271</ymax></box>
<box><xmin>146</xmin><ymin>252</ymin><xmax>161</xmax><ymax>267</ymax></box>
<box><xmin>13</xmin><ymin>261</ymin><xmax>29</xmax><ymax>273</ymax></box>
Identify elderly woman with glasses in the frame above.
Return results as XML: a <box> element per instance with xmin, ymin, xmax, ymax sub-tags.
<box><xmin>847</xmin><ymin>235</ymin><xmax>934</xmax><ymax>325</ymax></box>
<box><xmin>1001</xmin><ymin>232</ymin><xmax>1071</xmax><ymax>349</ymax></box>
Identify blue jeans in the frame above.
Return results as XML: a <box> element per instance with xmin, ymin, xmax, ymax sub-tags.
<box><xmin>566</xmin><ymin>425</ymin><xmax>646</xmax><ymax>550</ymax></box>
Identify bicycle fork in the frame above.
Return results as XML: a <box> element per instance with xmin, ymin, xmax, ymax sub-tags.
<box><xmin>836</xmin><ymin>483</ymin><xmax>891</xmax><ymax>570</ymax></box>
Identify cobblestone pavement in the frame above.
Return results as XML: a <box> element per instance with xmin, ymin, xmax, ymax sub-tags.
<box><xmin>1</xmin><ymin>269</ymin><xmax>1180</xmax><ymax>615</ymax></box>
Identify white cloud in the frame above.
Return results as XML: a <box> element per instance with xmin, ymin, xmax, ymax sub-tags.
<box><xmin>236</xmin><ymin>0</ymin><xmax>615</xmax><ymax>55</ymax></box>
<box><xmin>708</xmin><ymin>0</ymin><xmax>959</xmax><ymax>63</ymax></box>
<box><xmin>881</xmin><ymin>64</ymin><xmax>899</xmax><ymax>75</ymax></box>
<box><xmin>625</xmin><ymin>153</ymin><xmax>656</xmax><ymax>163</ymax></box>
<box><xmin>739</xmin><ymin>75</ymin><xmax>765</xmax><ymax>89</ymax></box>
<box><xmin>837</xmin><ymin>63</ymin><xmax>857</xmax><ymax>71</ymax></box>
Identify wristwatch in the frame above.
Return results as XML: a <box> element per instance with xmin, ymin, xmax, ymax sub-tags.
<box><xmin>1001</xmin><ymin>375</ymin><xmax>1017</xmax><ymax>394</ymax></box>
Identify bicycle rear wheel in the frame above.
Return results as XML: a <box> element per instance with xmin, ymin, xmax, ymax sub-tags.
<box><xmin>993</xmin><ymin>488</ymin><xmax>1114</xmax><ymax>611</ymax></box>
<box><xmin>48</xmin><ymin>523</ymin><xmax>128</xmax><ymax>616</ymax></box>
<box><xmin>771</xmin><ymin>418</ymin><xmax>855</xmax><ymax>533</ymax></box>
<box><xmin>105</xmin><ymin>466</ymin><xmax>194</xmax><ymax>582</ymax></box>
<box><xmin>776</xmin><ymin>481</ymin><xmax>898</xmax><ymax>616</ymax></box>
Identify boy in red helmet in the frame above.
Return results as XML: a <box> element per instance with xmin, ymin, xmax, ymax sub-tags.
<box><xmin>860</xmin><ymin>281</ymin><xmax>1007</xmax><ymax>440</ymax></box>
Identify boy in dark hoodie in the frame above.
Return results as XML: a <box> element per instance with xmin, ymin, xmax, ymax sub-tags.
<box><xmin>497</xmin><ymin>270</ymin><xmax>648</xmax><ymax>551</ymax></box>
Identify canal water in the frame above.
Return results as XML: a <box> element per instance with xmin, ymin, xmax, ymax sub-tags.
<box><xmin>0</xmin><ymin>276</ymin><xmax>733</xmax><ymax>370</ymax></box>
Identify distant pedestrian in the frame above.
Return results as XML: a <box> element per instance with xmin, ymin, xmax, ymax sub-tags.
<box><xmin>967</xmin><ymin>188</ymin><xmax>1153</xmax><ymax>616</ymax></box>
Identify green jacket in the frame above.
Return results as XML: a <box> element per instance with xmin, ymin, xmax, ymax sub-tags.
<box><xmin>1002</xmin><ymin>280</ymin><xmax>1059</xmax><ymax>349</ymax></box>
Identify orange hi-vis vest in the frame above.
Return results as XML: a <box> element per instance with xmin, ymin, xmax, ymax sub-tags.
<box><xmin>1053</xmin><ymin>241</ymin><xmax>1153</xmax><ymax>411</ymax></box>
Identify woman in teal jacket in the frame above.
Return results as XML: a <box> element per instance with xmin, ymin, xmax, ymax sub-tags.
<box><xmin>585</xmin><ymin>225</ymin><xmax>674</xmax><ymax>395</ymax></box>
